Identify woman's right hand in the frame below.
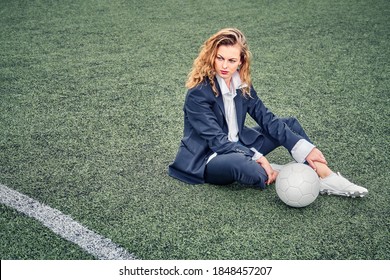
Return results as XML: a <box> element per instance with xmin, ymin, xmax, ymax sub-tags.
<box><xmin>256</xmin><ymin>156</ymin><xmax>278</xmax><ymax>185</ymax></box>
<box><xmin>306</xmin><ymin>147</ymin><xmax>328</xmax><ymax>171</ymax></box>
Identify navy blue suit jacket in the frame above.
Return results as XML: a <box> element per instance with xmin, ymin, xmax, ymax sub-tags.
<box><xmin>168</xmin><ymin>77</ymin><xmax>303</xmax><ymax>184</ymax></box>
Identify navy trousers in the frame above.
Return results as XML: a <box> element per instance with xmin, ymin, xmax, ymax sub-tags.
<box><xmin>204</xmin><ymin>117</ymin><xmax>312</xmax><ymax>189</ymax></box>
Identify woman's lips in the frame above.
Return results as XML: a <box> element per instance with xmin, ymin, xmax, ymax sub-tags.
<box><xmin>220</xmin><ymin>70</ymin><xmax>229</xmax><ymax>75</ymax></box>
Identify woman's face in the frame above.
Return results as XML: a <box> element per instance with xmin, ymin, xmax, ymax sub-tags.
<box><xmin>214</xmin><ymin>43</ymin><xmax>242</xmax><ymax>84</ymax></box>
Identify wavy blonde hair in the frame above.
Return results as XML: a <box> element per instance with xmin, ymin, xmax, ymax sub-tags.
<box><xmin>186</xmin><ymin>28</ymin><xmax>252</xmax><ymax>96</ymax></box>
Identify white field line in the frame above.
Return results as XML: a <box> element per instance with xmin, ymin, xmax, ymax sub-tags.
<box><xmin>0</xmin><ymin>183</ymin><xmax>137</xmax><ymax>260</ymax></box>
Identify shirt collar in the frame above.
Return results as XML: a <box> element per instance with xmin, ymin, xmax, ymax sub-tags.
<box><xmin>216</xmin><ymin>72</ymin><xmax>247</xmax><ymax>96</ymax></box>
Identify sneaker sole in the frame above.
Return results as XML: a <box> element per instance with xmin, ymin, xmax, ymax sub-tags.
<box><xmin>320</xmin><ymin>189</ymin><xmax>368</xmax><ymax>198</ymax></box>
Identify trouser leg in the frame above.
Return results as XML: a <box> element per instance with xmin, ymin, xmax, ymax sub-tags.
<box><xmin>204</xmin><ymin>153</ymin><xmax>268</xmax><ymax>189</ymax></box>
<box><xmin>204</xmin><ymin>117</ymin><xmax>311</xmax><ymax>188</ymax></box>
<box><xmin>252</xmin><ymin>117</ymin><xmax>312</xmax><ymax>155</ymax></box>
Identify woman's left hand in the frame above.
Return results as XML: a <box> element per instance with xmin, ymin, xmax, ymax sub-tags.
<box><xmin>256</xmin><ymin>156</ymin><xmax>279</xmax><ymax>185</ymax></box>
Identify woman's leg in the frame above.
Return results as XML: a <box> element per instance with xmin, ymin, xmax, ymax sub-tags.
<box><xmin>204</xmin><ymin>153</ymin><xmax>268</xmax><ymax>189</ymax></box>
<box><xmin>312</xmin><ymin>162</ymin><xmax>332</xmax><ymax>178</ymax></box>
<box><xmin>251</xmin><ymin>117</ymin><xmax>311</xmax><ymax>156</ymax></box>
<box><xmin>266</xmin><ymin>118</ymin><xmax>368</xmax><ymax>197</ymax></box>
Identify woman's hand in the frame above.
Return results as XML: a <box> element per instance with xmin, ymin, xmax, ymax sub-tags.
<box><xmin>306</xmin><ymin>148</ymin><xmax>327</xmax><ymax>171</ymax></box>
<box><xmin>256</xmin><ymin>156</ymin><xmax>278</xmax><ymax>185</ymax></box>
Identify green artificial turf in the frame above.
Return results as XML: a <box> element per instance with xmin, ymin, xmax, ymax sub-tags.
<box><xmin>0</xmin><ymin>204</ymin><xmax>95</xmax><ymax>259</ymax></box>
<box><xmin>0</xmin><ymin>0</ymin><xmax>389</xmax><ymax>259</ymax></box>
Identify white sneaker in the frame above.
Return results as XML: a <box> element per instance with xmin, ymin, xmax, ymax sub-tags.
<box><xmin>320</xmin><ymin>172</ymin><xmax>368</xmax><ymax>198</ymax></box>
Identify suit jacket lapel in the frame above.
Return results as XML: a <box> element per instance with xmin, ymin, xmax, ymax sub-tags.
<box><xmin>234</xmin><ymin>88</ymin><xmax>244</xmax><ymax>133</ymax></box>
<box><xmin>213</xmin><ymin>78</ymin><xmax>226</xmax><ymax>117</ymax></box>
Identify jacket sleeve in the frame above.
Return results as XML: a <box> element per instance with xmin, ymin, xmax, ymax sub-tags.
<box><xmin>246</xmin><ymin>87</ymin><xmax>303</xmax><ymax>152</ymax></box>
<box><xmin>185</xmin><ymin>88</ymin><xmax>255</xmax><ymax>158</ymax></box>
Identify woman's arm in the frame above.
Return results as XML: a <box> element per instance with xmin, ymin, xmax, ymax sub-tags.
<box><xmin>246</xmin><ymin>87</ymin><xmax>303</xmax><ymax>152</ymax></box>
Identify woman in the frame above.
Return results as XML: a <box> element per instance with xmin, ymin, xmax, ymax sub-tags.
<box><xmin>168</xmin><ymin>28</ymin><xmax>367</xmax><ymax>197</ymax></box>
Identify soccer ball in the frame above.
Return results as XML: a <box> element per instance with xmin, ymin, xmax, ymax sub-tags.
<box><xmin>275</xmin><ymin>163</ymin><xmax>320</xmax><ymax>208</ymax></box>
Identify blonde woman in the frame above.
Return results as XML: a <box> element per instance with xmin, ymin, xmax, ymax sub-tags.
<box><xmin>169</xmin><ymin>28</ymin><xmax>367</xmax><ymax>197</ymax></box>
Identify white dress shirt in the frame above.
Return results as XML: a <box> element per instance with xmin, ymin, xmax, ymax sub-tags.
<box><xmin>218</xmin><ymin>73</ymin><xmax>240</xmax><ymax>142</ymax></box>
